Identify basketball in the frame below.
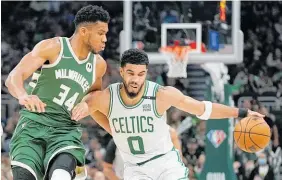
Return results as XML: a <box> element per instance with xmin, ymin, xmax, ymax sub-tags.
<box><xmin>233</xmin><ymin>116</ymin><xmax>271</xmax><ymax>153</ymax></box>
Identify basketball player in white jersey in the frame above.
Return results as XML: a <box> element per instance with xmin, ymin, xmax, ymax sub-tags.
<box><xmin>103</xmin><ymin>127</ymin><xmax>182</xmax><ymax>180</ymax></box>
<box><xmin>73</xmin><ymin>49</ymin><xmax>264</xmax><ymax>180</ymax></box>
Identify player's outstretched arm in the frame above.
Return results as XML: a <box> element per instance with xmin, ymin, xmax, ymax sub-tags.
<box><xmin>5</xmin><ymin>38</ymin><xmax>60</xmax><ymax>112</ymax></box>
<box><xmin>71</xmin><ymin>55</ymin><xmax>107</xmax><ymax>120</ymax></box>
<box><xmin>158</xmin><ymin>86</ymin><xmax>264</xmax><ymax>120</ymax></box>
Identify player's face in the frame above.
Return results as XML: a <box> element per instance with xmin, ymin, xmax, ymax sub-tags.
<box><xmin>120</xmin><ymin>64</ymin><xmax>148</xmax><ymax>98</ymax></box>
<box><xmin>82</xmin><ymin>21</ymin><xmax>108</xmax><ymax>54</ymax></box>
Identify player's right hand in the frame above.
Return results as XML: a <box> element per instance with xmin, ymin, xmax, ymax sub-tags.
<box><xmin>18</xmin><ymin>95</ymin><xmax>46</xmax><ymax>113</ymax></box>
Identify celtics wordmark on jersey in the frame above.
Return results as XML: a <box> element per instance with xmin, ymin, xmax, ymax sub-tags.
<box><xmin>108</xmin><ymin>81</ymin><xmax>173</xmax><ymax>164</ymax></box>
<box><xmin>20</xmin><ymin>37</ymin><xmax>96</xmax><ymax>127</ymax></box>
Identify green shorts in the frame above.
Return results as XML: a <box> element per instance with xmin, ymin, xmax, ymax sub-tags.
<box><xmin>9</xmin><ymin>116</ymin><xmax>85</xmax><ymax>180</ymax></box>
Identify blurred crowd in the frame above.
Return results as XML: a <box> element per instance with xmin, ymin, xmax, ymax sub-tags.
<box><xmin>230</xmin><ymin>2</ymin><xmax>282</xmax><ymax>98</ymax></box>
<box><xmin>1</xmin><ymin>1</ymin><xmax>282</xmax><ymax>180</ymax></box>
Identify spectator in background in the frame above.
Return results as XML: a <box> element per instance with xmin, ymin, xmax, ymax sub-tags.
<box><xmin>1</xmin><ymin>111</ymin><xmax>19</xmax><ymax>153</ymax></box>
<box><xmin>249</xmin><ymin>152</ymin><xmax>275</xmax><ymax>180</ymax></box>
<box><xmin>160</xmin><ymin>5</ymin><xmax>179</xmax><ymax>23</ymax></box>
<box><xmin>85</xmin><ymin>137</ymin><xmax>106</xmax><ymax>171</ymax></box>
<box><xmin>183</xmin><ymin>138</ymin><xmax>202</xmax><ymax>167</ymax></box>
<box><xmin>1</xmin><ymin>153</ymin><xmax>13</xmax><ymax>180</ymax></box>
<box><xmin>194</xmin><ymin>154</ymin><xmax>205</xmax><ymax>179</ymax></box>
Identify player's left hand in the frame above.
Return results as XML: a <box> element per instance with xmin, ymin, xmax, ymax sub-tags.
<box><xmin>71</xmin><ymin>102</ymin><xmax>89</xmax><ymax>121</ymax></box>
<box><xmin>247</xmin><ymin>110</ymin><xmax>265</xmax><ymax>118</ymax></box>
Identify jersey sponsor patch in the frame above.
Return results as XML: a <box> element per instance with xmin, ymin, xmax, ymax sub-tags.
<box><xmin>86</xmin><ymin>62</ymin><xmax>92</xmax><ymax>72</ymax></box>
<box><xmin>142</xmin><ymin>104</ymin><xmax>151</xmax><ymax>112</ymax></box>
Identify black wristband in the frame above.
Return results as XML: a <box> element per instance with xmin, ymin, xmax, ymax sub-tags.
<box><xmin>238</xmin><ymin>108</ymin><xmax>248</xmax><ymax>118</ymax></box>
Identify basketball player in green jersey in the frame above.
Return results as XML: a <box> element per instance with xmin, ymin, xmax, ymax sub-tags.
<box><xmin>76</xmin><ymin>49</ymin><xmax>264</xmax><ymax>180</ymax></box>
<box><xmin>5</xmin><ymin>5</ymin><xmax>110</xmax><ymax>180</ymax></box>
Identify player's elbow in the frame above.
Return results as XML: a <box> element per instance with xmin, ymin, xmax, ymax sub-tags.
<box><xmin>5</xmin><ymin>76</ymin><xmax>10</xmax><ymax>88</ymax></box>
<box><xmin>5</xmin><ymin>71</ymin><xmax>23</xmax><ymax>92</ymax></box>
<box><xmin>5</xmin><ymin>73</ymin><xmax>13</xmax><ymax>89</ymax></box>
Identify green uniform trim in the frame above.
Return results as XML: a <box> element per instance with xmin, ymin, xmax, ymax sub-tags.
<box><xmin>172</xmin><ymin>147</ymin><xmax>189</xmax><ymax>180</ymax></box>
<box><xmin>153</xmin><ymin>84</ymin><xmax>162</xmax><ymax>118</ymax></box>
<box><xmin>108</xmin><ymin>86</ymin><xmax>113</xmax><ymax>118</ymax></box>
<box><xmin>117</xmin><ymin>81</ymin><xmax>149</xmax><ymax>109</ymax></box>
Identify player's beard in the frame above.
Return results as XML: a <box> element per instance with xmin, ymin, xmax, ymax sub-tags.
<box><xmin>122</xmin><ymin>81</ymin><xmax>144</xmax><ymax>99</ymax></box>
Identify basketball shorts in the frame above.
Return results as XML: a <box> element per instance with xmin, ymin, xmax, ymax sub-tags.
<box><xmin>9</xmin><ymin>116</ymin><xmax>85</xmax><ymax>180</ymax></box>
<box><xmin>123</xmin><ymin>148</ymin><xmax>189</xmax><ymax>180</ymax></box>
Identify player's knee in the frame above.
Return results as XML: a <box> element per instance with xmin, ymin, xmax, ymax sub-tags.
<box><xmin>12</xmin><ymin>166</ymin><xmax>36</xmax><ymax>180</ymax></box>
<box><xmin>48</xmin><ymin>153</ymin><xmax>77</xmax><ymax>180</ymax></box>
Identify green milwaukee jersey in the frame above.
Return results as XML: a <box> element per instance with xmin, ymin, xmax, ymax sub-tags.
<box><xmin>20</xmin><ymin>37</ymin><xmax>96</xmax><ymax>127</ymax></box>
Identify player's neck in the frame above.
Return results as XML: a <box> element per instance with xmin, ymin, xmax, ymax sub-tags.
<box><xmin>69</xmin><ymin>35</ymin><xmax>90</xmax><ymax>61</ymax></box>
<box><xmin>120</xmin><ymin>83</ymin><xmax>146</xmax><ymax>106</ymax></box>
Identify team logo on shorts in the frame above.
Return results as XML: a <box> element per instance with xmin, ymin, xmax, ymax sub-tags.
<box><xmin>207</xmin><ymin>130</ymin><xmax>226</xmax><ymax>148</ymax></box>
<box><xmin>86</xmin><ymin>63</ymin><xmax>92</xmax><ymax>72</ymax></box>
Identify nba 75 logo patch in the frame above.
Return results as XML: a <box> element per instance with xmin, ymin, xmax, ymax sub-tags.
<box><xmin>207</xmin><ymin>130</ymin><xmax>226</xmax><ymax>148</ymax></box>
<box><xmin>143</xmin><ymin>104</ymin><xmax>151</xmax><ymax>112</ymax></box>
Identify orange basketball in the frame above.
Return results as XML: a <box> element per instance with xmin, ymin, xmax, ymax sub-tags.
<box><xmin>233</xmin><ymin>116</ymin><xmax>271</xmax><ymax>153</ymax></box>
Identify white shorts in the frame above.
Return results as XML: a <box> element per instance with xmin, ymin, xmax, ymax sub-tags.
<box><xmin>123</xmin><ymin>148</ymin><xmax>188</xmax><ymax>180</ymax></box>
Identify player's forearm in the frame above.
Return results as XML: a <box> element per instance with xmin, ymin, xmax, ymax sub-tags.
<box><xmin>178</xmin><ymin>96</ymin><xmax>240</xmax><ymax>120</ymax></box>
<box><xmin>5</xmin><ymin>73</ymin><xmax>27</xmax><ymax>99</ymax></box>
<box><xmin>90</xmin><ymin>111</ymin><xmax>112</xmax><ymax>135</ymax></box>
<box><xmin>209</xmin><ymin>103</ymin><xmax>239</xmax><ymax>119</ymax></box>
<box><xmin>103</xmin><ymin>169</ymin><xmax>119</xmax><ymax>180</ymax></box>
<box><xmin>172</xmin><ymin>137</ymin><xmax>182</xmax><ymax>157</ymax></box>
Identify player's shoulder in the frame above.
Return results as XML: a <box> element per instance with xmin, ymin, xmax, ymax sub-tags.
<box><xmin>32</xmin><ymin>37</ymin><xmax>61</xmax><ymax>59</ymax></box>
<box><xmin>156</xmin><ymin>85</ymin><xmax>181</xmax><ymax>102</ymax></box>
<box><xmin>146</xmin><ymin>80</ymin><xmax>163</xmax><ymax>90</ymax></box>
<box><xmin>107</xmin><ymin>82</ymin><xmax>120</xmax><ymax>90</ymax></box>
<box><xmin>156</xmin><ymin>86</ymin><xmax>174</xmax><ymax>96</ymax></box>
<box><xmin>95</xmin><ymin>54</ymin><xmax>107</xmax><ymax>76</ymax></box>
<box><xmin>35</xmin><ymin>37</ymin><xmax>61</xmax><ymax>51</ymax></box>
<box><xmin>95</xmin><ymin>86</ymin><xmax>112</xmax><ymax>101</ymax></box>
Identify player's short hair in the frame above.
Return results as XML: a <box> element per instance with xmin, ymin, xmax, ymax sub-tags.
<box><xmin>74</xmin><ymin>5</ymin><xmax>110</xmax><ymax>28</ymax></box>
<box><xmin>120</xmin><ymin>49</ymin><xmax>149</xmax><ymax>67</ymax></box>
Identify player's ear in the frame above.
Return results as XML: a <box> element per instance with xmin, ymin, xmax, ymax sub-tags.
<box><xmin>79</xmin><ymin>26</ymin><xmax>88</xmax><ymax>37</ymax></box>
<box><xmin>119</xmin><ymin>67</ymin><xmax>124</xmax><ymax>78</ymax></box>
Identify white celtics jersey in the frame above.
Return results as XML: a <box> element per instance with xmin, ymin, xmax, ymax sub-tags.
<box><xmin>108</xmin><ymin>81</ymin><xmax>173</xmax><ymax>164</ymax></box>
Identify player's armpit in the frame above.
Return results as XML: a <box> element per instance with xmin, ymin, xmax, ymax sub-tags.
<box><xmin>5</xmin><ymin>38</ymin><xmax>60</xmax><ymax>99</ymax></box>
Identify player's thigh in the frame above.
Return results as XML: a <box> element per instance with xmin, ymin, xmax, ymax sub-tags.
<box><xmin>10</xmin><ymin>117</ymin><xmax>46</xmax><ymax>179</ymax></box>
<box><xmin>158</xmin><ymin>149</ymin><xmax>189</xmax><ymax>180</ymax></box>
<box><xmin>44</xmin><ymin>126</ymin><xmax>85</xmax><ymax>175</ymax></box>
<box><xmin>158</xmin><ymin>166</ymin><xmax>189</xmax><ymax>180</ymax></box>
<box><xmin>124</xmin><ymin>163</ymin><xmax>153</xmax><ymax>180</ymax></box>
